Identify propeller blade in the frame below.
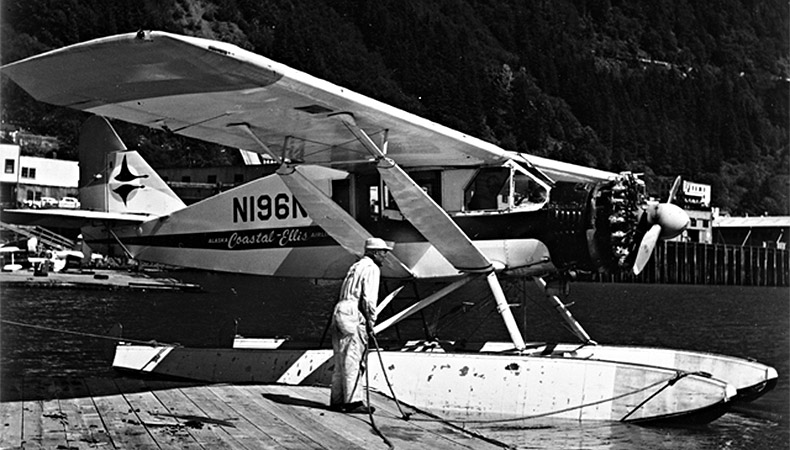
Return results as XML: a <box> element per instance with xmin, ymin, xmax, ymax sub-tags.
<box><xmin>633</xmin><ymin>224</ymin><xmax>661</xmax><ymax>275</ymax></box>
<box><xmin>667</xmin><ymin>176</ymin><xmax>682</xmax><ymax>203</ymax></box>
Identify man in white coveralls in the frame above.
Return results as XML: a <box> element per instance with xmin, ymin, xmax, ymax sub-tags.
<box><xmin>329</xmin><ymin>237</ymin><xmax>392</xmax><ymax>414</ymax></box>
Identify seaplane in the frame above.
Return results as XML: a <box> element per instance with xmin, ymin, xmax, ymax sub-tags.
<box><xmin>1</xmin><ymin>30</ymin><xmax>777</xmax><ymax>425</ymax></box>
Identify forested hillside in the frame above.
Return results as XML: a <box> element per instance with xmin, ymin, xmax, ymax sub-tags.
<box><xmin>1</xmin><ymin>0</ymin><xmax>787</xmax><ymax>215</ymax></box>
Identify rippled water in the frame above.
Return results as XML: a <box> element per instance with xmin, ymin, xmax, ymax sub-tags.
<box><xmin>1</xmin><ymin>272</ymin><xmax>787</xmax><ymax>449</ymax></box>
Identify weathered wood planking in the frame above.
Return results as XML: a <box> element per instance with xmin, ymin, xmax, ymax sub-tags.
<box><xmin>150</xmin><ymin>385</ymin><xmax>244</xmax><ymax>450</ymax></box>
<box><xmin>367</xmin><ymin>386</ymin><xmax>499</xmax><ymax>449</ymax></box>
<box><xmin>284</xmin><ymin>384</ymin><xmax>505</xmax><ymax>450</ymax></box>
<box><xmin>21</xmin><ymin>399</ymin><xmax>44</xmax><ymax>448</ymax></box>
<box><xmin>85</xmin><ymin>377</ymin><xmax>160</xmax><ymax>448</ymax></box>
<box><xmin>40</xmin><ymin>397</ymin><xmax>69</xmax><ymax>449</ymax></box>
<box><xmin>273</xmin><ymin>384</ymin><xmax>388</xmax><ymax>449</ymax></box>
<box><xmin>62</xmin><ymin>379</ymin><xmax>115</xmax><ymax>449</ymax></box>
<box><xmin>231</xmin><ymin>384</ymin><xmax>363</xmax><ymax>450</ymax></box>
<box><xmin>114</xmin><ymin>377</ymin><xmax>203</xmax><ymax>450</ymax></box>
<box><xmin>177</xmin><ymin>384</ymin><xmax>284</xmax><ymax>449</ymax></box>
<box><xmin>0</xmin><ymin>378</ymin><xmax>507</xmax><ymax>450</ymax></box>
<box><xmin>207</xmin><ymin>384</ymin><xmax>324</xmax><ymax>449</ymax></box>
<box><xmin>0</xmin><ymin>400</ymin><xmax>23</xmax><ymax>448</ymax></box>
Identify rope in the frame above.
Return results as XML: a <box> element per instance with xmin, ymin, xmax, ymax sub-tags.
<box><xmin>404</xmin><ymin>372</ymin><xmax>685</xmax><ymax>425</ymax></box>
<box><xmin>364</xmin><ymin>338</ymin><xmax>395</xmax><ymax>449</ymax></box>
<box><xmin>370</xmin><ymin>333</ymin><xmax>412</xmax><ymax>420</ymax></box>
<box><xmin>0</xmin><ymin>319</ymin><xmax>177</xmax><ymax>347</ymax></box>
<box><xmin>619</xmin><ymin>370</ymin><xmax>704</xmax><ymax>421</ymax></box>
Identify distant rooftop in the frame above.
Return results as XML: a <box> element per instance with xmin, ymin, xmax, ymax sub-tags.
<box><xmin>714</xmin><ymin>216</ymin><xmax>790</xmax><ymax>228</ymax></box>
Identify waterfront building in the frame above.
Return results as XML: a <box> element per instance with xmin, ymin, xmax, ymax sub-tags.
<box><xmin>0</xmin><ymin>143</ymin><xmax>78</xmax><ymax>209</ymax></box>
<box><xmin>713</xmin><ymin>216</ymin><xmax>790</xmax><ymax>249</ymax></box>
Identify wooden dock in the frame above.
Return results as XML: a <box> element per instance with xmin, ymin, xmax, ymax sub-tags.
<box><xmin>0</xmin><ymin>269</ymin><xmax>201</xmax><ymax>292</ymax></box>
<box><xmin>0</xmin><ymin>378</ymin><xmax>507</xmax><ymax>449</ymax></box>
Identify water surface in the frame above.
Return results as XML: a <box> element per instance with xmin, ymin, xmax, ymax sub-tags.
<box><xmin>1</xmin><ymin>274</ymin><xmax>786</xmax><ymax>449</ymax></box>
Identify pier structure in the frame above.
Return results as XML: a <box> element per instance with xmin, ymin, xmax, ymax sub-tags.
<box><xmin>594</xmin><ymin>241</ymin><xmax>789</xmax><ymax>286</ymax></box>
<box><xmin>0</xmin><ymin>378</ymin><xmax>505</xmax><ymax>450</ymax></box>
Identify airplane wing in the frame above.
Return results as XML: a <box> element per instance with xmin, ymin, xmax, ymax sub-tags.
<box><xmin>1</xmin><ymin>209</ymin><xmax>152</xmax><ymax>229</ymax></box>
<box><xmin>521</xmin><ymin>155</ymin><xmax>619</xmax><ymax>184</ymax></box>
<box><xmin>2</xmin><ymin>31</ymin><xmax>513</xmax><ymax>170</ymax></box>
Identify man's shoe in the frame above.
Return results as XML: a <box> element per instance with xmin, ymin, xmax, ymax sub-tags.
<box><xmin>328</xmin><ymin>403</ymin><xmax>346</xmax><ymax>412</ymax></box>
<box><xmin>346</xmin><ymin>403</ymin><xmax>375</xmax><ymax>414</ymax></box>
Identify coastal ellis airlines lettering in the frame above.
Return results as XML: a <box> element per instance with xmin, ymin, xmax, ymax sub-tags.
<box><xmin>232</xmin><ymin>193</ymin><xmax>307</xmax><ymax>223</ymax></box>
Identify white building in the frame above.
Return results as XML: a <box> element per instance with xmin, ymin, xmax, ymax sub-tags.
<box><xmin>682</xmin><ymin>181</ymin><xmax>711</xmax><ymax>208</ymax></box>
<box><xmin>1</xmin><ymin>143</ymin><xmax>79</xmax><ymax>208</ymax></box>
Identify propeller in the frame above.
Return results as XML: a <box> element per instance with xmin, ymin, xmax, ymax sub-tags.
<box><xmin>632</xmin><ymin>176</ymin><xmax>690</xmax><ymax>275</ymax></box>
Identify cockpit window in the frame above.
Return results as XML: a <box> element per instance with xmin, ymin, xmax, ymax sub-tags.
<box><xmin>464</xmin><ymin>164</ymin><xmax>549</xmax><ymax>212</ymax></box>
<box><xmin>513</xmin><ymin>171</ymin><xmax>547</xmax><ymax>207</ymax></box>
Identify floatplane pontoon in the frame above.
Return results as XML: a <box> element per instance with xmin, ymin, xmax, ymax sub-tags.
<box><xmin>112</xmin><ymin>280</ymin><xmax>776</xmax><ymax>426</ymax></box>
<box><xmin>2</xmin><ymin>31</ymin><xmax>777</xmax><ymax>426</ymax></box>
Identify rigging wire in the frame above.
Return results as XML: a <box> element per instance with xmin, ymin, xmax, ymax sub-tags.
<box><xmin>1</xmin><ymin>319</ymin><xmax>175</xmax><ymax>346</ymax></box>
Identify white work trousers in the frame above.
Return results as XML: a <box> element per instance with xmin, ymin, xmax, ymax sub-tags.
<box><xmin>330</xmin><ymin>299</ymin><xmax>369</xmax><ymax>406</ymax></box>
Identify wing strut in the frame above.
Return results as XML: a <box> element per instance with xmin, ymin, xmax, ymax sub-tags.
<box><xmin>533</xmin><ymin>277</ymin><xmax>594</xmax><ymax>344</ymax></box>
<box><xmin>374</xmin><ymin>275</ymin><xmax>477</xmax><ymax>335</ymax></box>
<box><xmin>276</xmin><ymin>164</ymin><xmax>413</xmax><ymax>279</ymax></box>
<box><xmin>339</xmin><ymin>114</ymin><xmax>526</xmax><ymax>350</ymax></box>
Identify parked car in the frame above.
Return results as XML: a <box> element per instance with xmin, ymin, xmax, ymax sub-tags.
<box><xmin>23</xmin><ymin>196</ymin><xmax>58</xmax><ymax>208</ymax></box>
<box><xmin>58</xmin><ymin>197</ymin><xmax>81</xmax><ymax>209</ymax></box>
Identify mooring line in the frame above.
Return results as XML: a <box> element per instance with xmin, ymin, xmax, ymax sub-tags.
<box><xmin>402</xmin><ymin>375</ymin><xmax>679</xmax><ymax>425</ymax></box>
<box><xmin>0</xmin><ymin>319</ymin><xmax>176</xmax><ymax>346</ymax></box>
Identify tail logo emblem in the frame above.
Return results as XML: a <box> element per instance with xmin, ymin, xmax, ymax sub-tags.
<box><xmin>112</xmin><ymin>155</ymin><xmax>149</xmax><ymax>205</ymax></box>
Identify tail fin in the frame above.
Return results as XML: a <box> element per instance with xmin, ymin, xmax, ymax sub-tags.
<box><xmin>79</xmin><ymin>116</ymin><xmax>186</xmax><ymax>215</ymax></box>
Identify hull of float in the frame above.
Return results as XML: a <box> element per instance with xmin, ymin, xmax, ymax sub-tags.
<box><xmin>465</xmin><ymin>342</ymin><xmax>778</xmax><ymax>402</ymax></box>
<box><xmin>113</xmin><ymin>344</ymin><xmax>734</xmax><ymax>424</ymax></box>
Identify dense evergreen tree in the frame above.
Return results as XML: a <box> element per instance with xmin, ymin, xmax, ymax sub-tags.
<box><xmin>1</xmin><ymin>0</ymin><xmax>787</xmax><ymax>215</ymax></box>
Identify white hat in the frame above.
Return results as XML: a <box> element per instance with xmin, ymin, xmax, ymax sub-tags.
<box><xmin>364</xmin><ymin>237</ymin><xmax>392</xmax><ymax>251</ymax></box>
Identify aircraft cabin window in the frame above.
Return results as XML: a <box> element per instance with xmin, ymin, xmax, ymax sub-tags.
<box><xmin>464</xmin><ymin>165</ymin><xmax>548</xmax><ymax>212</ymax></box>
<box><xmin>465</xmin><ymin>168</ymin><xmax>510</xmax><ymax>211</ymax></box>
<box><xmin>513</xmin><ymin>171</ymin><xmax>547</xmax><ymax>207</ymax></box>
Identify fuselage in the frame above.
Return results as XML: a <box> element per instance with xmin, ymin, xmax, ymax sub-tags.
<box><xmin>82</xmin><ymin>162</ymin><xmax>647</xmax><ymax>280</ymax></box>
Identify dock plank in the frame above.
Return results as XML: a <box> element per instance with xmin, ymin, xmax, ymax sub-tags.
<box><xmin>152</xmin><ymin>384</ymin><xmax>244</xmax><ymax>450</ymax></box>
<box><xmin>240</xmin><ymin>385</ymin><xmax>364</xmax><ymax>450</ymax></box>
<box><xmin>21</xmin><ymin>399</ymin><xmax>44</xmax><ymax>449</ymax></box>
<box><xmin>210</xmin><ymin>385</ymin><xmax>324</xmax><ymax>449</ymax></box>
<box><xmin>367</xmin><ymin>389</ymin><xmax>505</xmax><ymax>449</ymax></box>
<box><xmin>0</xmin><ymin>401</ymin><xmax>23</xmax><ymax>449</ymax></box>
<box><xmin>40</xmin><ymin>397</ymin><xmax>69</xmax><ymax>449</ymax></box>
<box><xmin>178</xmin><ymin>384</ymin><xmax>285</xmax><ymax>450</ymax></box>
<box><xmin>115</xmin><ymin>378</ymin><xmax>203</xmax><ymax>450</ymax></box>
<box><xmin>61</xmin><ymin>379</ymin><xmax>114</xmax><ymax>449</ymax></box>
<box><xmin>286</xmin><ymin>384</ymin><xmax>506</xmax><ymax>450</ymax></box>
<box><xmin>273</xmin><ymin>385</ymin><xmax>394</xmax><ymax>449</ymax></box>
<box><xmin>1</xmin><ymin>379</ymin><xmax>509</xmax><ymax>450</ymax></box>
<box><xmin>85</xmin><ymin>377</ymin><xmax>160</xmax><ymax>449</ymax></box>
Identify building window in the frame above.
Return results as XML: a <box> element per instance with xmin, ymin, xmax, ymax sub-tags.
<box><xmin>4</xmin><ymin>159</ymin><xmax>14</xmax><ymax>174</ymax></box>
<box><xmin>207</xmin><ymin>175</ymin><xmax>217</xmax><ymax>183</ymax></box>
<box><xmin>29</xmin><ymin>168</ymin><xmax>36</xmax><ymax>179</ymax></box>
<box><xmin>21</xmin><ymin>167</ymin><xmax>28</xmax><ymax>178</ymax></box>
<box><xmin>181</xmin><ymin>175</ymin><xmax>191</xmax><ymax>182</ymax></box>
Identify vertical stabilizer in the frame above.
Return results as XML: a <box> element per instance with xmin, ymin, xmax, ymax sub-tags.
<box><xmin>79</xmin><ymin>116</ymin><xmax>186</xmax><ymax>215</ymax></box>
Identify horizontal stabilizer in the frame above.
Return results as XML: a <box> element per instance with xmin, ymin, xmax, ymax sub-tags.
<box><xmin>1</xmin><ymin>208</ymin><xmax>150</xmax><ymax>229</ymax></box>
